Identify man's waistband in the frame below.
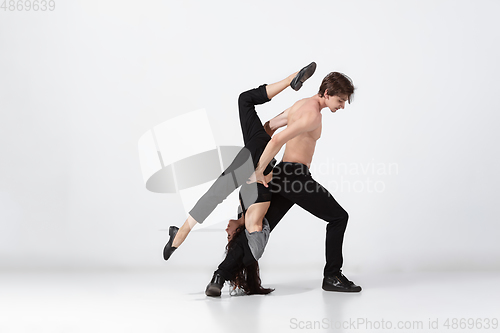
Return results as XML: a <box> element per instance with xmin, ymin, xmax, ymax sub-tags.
<box><xmin>274</xmin><ymin>161</ymin><xmax>311</xmax><ymax>176</ymax></box>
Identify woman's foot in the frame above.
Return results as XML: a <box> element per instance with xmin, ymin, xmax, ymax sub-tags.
<box><xmin>205</xmin><ymin>272</ymin><xmax>225</xmax><ymax>297</ymax></box>
<box><xmin>163</xmin><ymin>215</ymin><xmax>198</xmax><ymax>260</ymax></box>
<box><xmin>290</xmin><ymin>62</ymin><xmax>317</xmax><ymax>91</ymax></box>
<box><xmin>163</xmin><ymin>226</ymin><xmax>179</xmax><ymax>260</ymax></box>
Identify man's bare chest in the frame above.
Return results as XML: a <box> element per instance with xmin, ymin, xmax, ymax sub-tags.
<box><xmin>310</xmin><ymin>123</ymin><xmax>322</xmax><ymax>141</ymax></box>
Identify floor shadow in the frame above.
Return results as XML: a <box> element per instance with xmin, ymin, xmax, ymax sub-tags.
<box><xmin>263</xmin><ymin>279</ymin><xmax>317</xmax><ymax>297</ymax></box>
<box><xmin>364</xmin><ymin>272</ymin><xmax>424</xmax><ymax>289</ymax></box>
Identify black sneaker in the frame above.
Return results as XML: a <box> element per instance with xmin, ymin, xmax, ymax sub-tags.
<box><xmin>290</xmin><ymin>62</ymin><xmax>317</xmax><ymax>91</ymax></box>
<box><xmin>163</xmin><ymin>226</ymin><xmax>179</xmax><ymax>260</ymax></box>
<box><xmin>205</xmin><ymin>272</ymin><xmax>225</xmax><ymax>297</ymax></box>
<box><xmin>322</xmin><ymin>272</ymin><xmax>362</xmax><ymax>292</ymax></box>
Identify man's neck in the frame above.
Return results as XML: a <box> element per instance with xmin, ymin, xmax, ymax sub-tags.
<box><xmin>310</xmin><ymin>94</ymin><xmax>328</xmax><ymax>111</ymax></box>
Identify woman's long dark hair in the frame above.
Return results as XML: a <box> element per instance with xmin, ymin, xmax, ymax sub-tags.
<box><xmin>226</xmin><ymin>226</ymin><xmax>274</xmax><ymax>295</ymax></box>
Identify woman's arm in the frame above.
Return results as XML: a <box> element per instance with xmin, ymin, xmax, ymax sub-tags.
<box><xmin>264</xmin><ymin>107</ymin><xmax>290</xmax><ymax>136</ymax></box>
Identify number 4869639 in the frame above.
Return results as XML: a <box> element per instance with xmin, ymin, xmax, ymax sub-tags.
<box><xmin>1</xmin><ymin>0</ymin><xmax>56</xmax><ymax>11</ymax></box>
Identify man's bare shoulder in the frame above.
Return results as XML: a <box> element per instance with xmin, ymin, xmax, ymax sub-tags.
<box><xmin>283</xmin><ymin>98</ymin><xmax>321</xmax><ymax>134</ymax></box>
<box><xmin>289</xmin><ymin>97</ymin><xmax>321</xmax><ymax>122</ymax></box>
<box><xmin>290</xmin><ymin>97</ymin><xmax>320</xmax><ymax>114</ymax></box>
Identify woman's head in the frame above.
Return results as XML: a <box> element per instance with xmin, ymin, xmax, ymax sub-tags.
<box><xmin>226</xmin><ymin>216</ymin><xmax>244</xmax><ymax>241</ymax></box>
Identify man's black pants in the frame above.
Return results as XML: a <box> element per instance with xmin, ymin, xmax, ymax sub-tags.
<box><xmin>217</xmin><ymin>161</ymin><xmax>349</xmax><ymax>278</ymax></box>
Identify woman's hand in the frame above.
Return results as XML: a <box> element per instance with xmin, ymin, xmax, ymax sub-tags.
<box><xmin>246</xmin><ymin>170</ymin><xmax>268</xmax><ymax>187</ymax></box>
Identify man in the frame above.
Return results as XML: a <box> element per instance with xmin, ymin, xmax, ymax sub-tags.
<box><xmin>207</xmin><ymin>71</ymin><xmax>362</xmax><ymax>295</ymax></box>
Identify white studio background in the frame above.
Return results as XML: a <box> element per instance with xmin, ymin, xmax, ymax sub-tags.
<box><xmin>0</xmin><ymin>0</ymin><xmax>499</xmax><ymax>274</ymax></box>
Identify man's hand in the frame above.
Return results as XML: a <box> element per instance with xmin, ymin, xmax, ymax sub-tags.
<box><xmin>246</xmin><ymin>170</ymin><xmax>268</xmax><ymax>187</ymax></box>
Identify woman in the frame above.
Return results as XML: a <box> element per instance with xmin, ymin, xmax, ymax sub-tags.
<box><xmin>223</xmin><ymin>218</ymin><xmax>274</xmax><ymax>295</ymax></box>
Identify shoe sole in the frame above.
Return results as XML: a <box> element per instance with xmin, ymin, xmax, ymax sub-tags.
<box><xmin>322</xmin><ymin>284</ymin><xmax>362</xmax><ymax>292</ymax></box>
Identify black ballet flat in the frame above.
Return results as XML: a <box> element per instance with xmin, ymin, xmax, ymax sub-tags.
<box><xmin>163</xmin><ymin>226</ymin><xmax>179</xmax><ymax>261</ymax></box>
<box><xmin>290</xmin><ymin>62</ymin><xmax>317</xmax><ymax>91</ymax></box>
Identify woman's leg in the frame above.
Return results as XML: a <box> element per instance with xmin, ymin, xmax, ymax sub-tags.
<box><xmin>172</xmin><ymin>146</ymin><xmax>254</xmax><ymax>248</ymax></box>
<box><xmin>238</xmin><ymin>70</ymin><xmax>299</xmax><ymax>145</ymax></box>
<box><xmin>265</xmin><ymin>71</ymin><xmax>298</xmax><ymax>99</ymax></box>
<box><xmin>172</xmin><ymin>215</ymin><xmax>197</xmax><ymax>248</ymax></box>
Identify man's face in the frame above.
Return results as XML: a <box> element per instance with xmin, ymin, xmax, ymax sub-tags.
<box><xmin>226</xmin><ymin>217</ymin><xmax>244</xmax><ymax>241</ymax></box>
<box><xmin>326</xmin><ymin>93</ymin><xmax>348</xmax><ymax>113</ymax></box>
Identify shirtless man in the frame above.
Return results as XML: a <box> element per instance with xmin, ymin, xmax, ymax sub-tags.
<box><xmin>206</xmin><ymin>71</ymin><xmax>362</xmax><ymax>294</ymax></box>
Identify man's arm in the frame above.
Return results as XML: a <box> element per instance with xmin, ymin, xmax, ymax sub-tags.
<box><xmin>250</xmin><ymin>108</ymin><xmax>321</xmax><ymax>186</ymax></box>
